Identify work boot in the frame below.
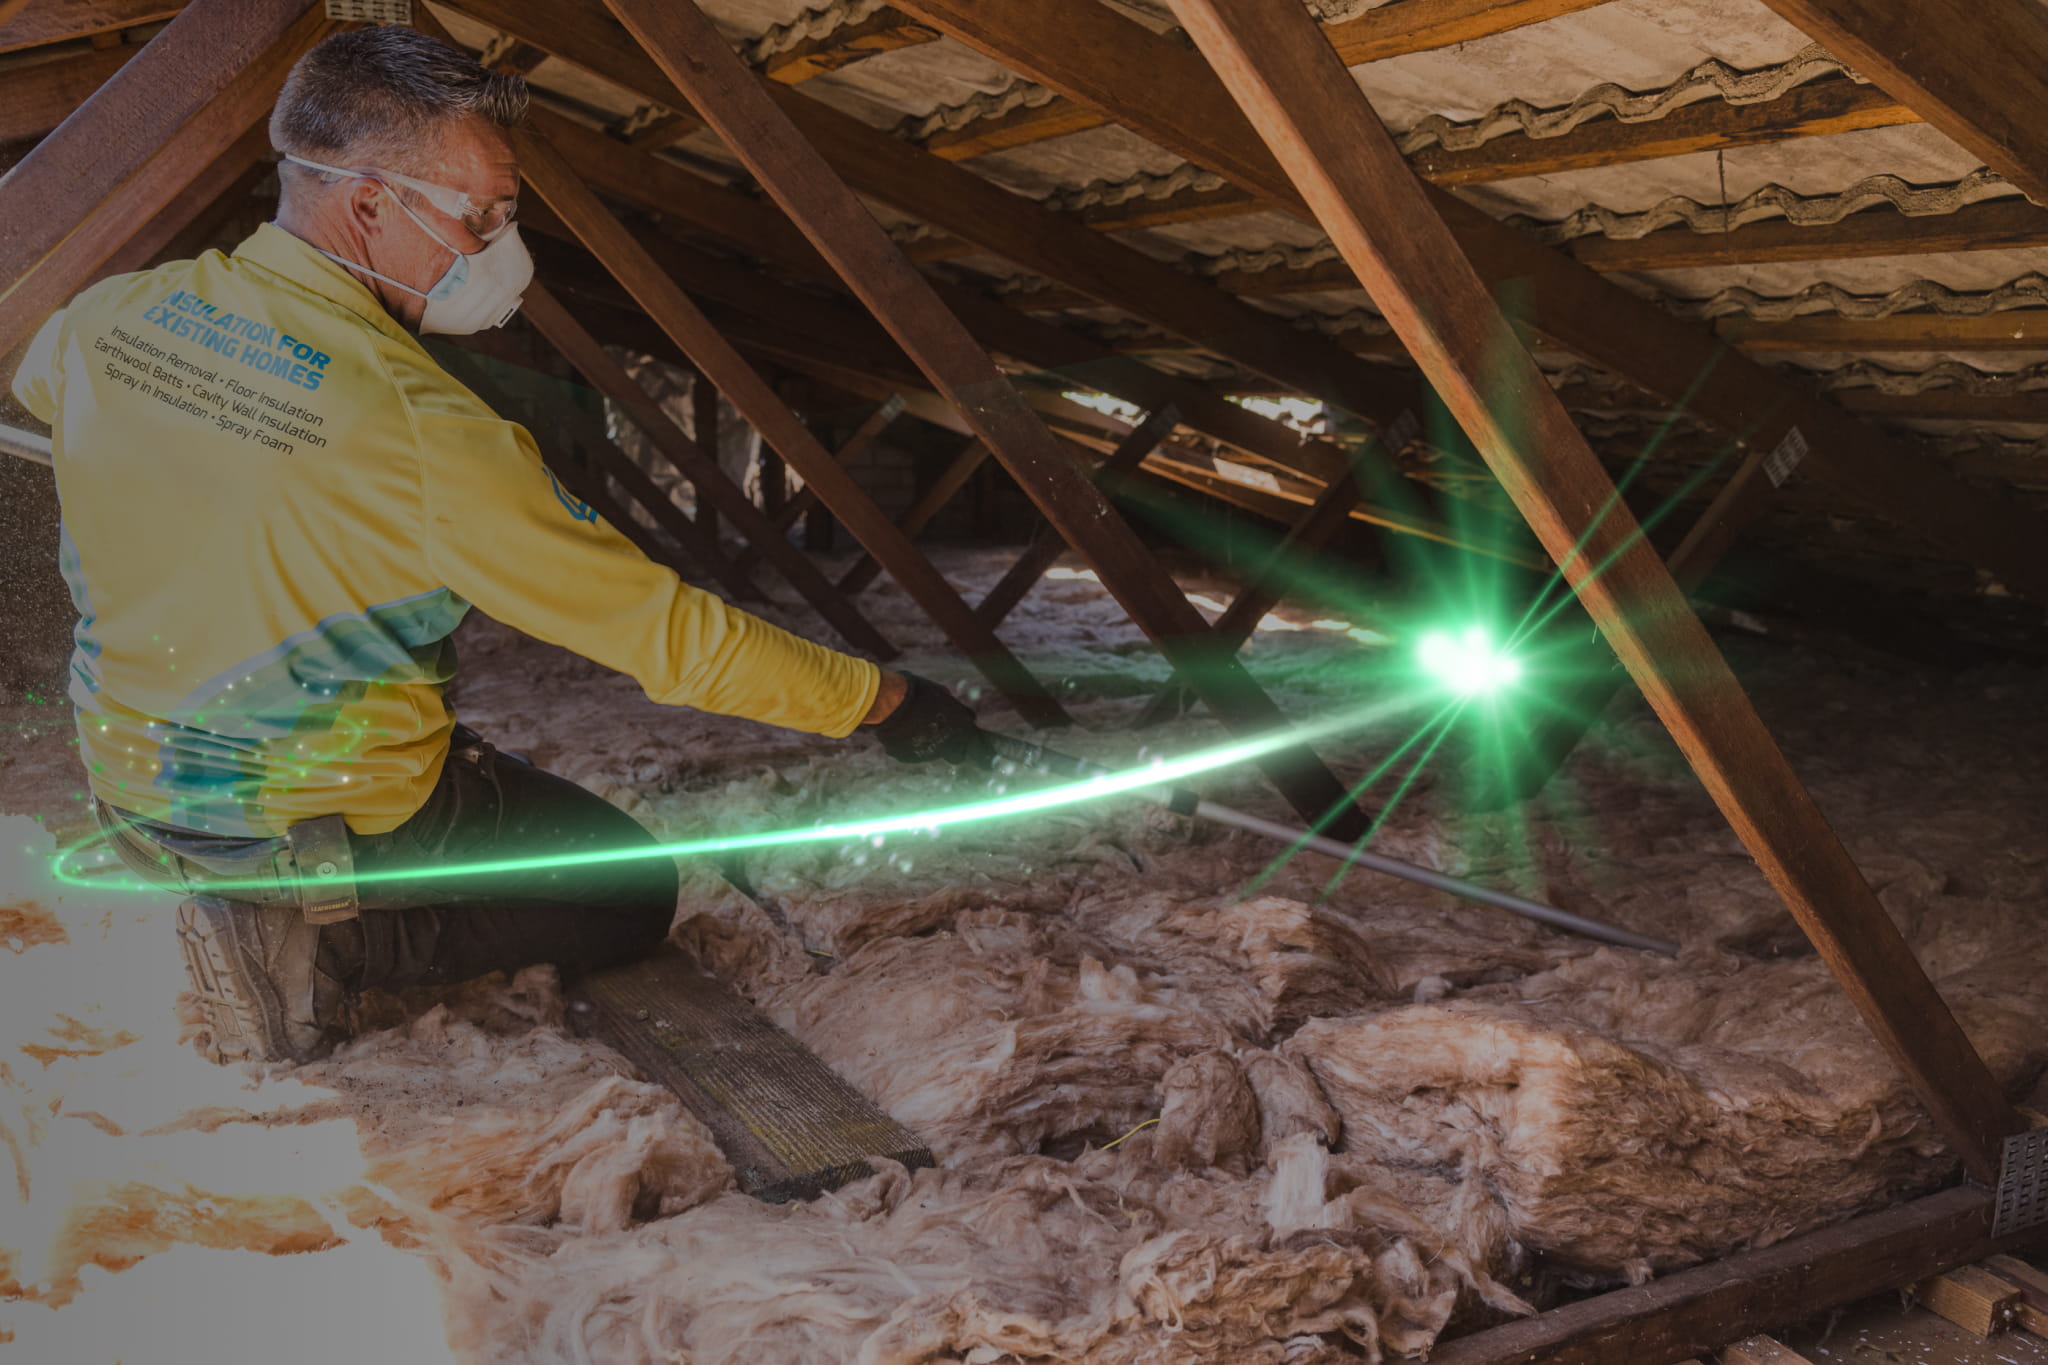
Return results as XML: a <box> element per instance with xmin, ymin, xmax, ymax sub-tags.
<box><xmin>175</xmin><ymin>895</ymin><xmax>358</xmax><ymax>1064</ymax></box>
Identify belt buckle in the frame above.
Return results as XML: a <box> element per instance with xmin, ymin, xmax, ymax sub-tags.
<box><xmin>285</xmin><ymin>813</ymin><xmax>360</xmax><ymax>924</ymax></box>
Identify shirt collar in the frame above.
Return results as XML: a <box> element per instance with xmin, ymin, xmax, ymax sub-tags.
<box><xmin>231</xmin><ymin>222</ymin><xmax>416</xmax><ymax>344</ymax></box>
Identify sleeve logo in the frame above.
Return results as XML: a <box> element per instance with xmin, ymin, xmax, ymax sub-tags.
<box><xmin>546</xmin><ymin>467</ymin><xmax>598</xmax><ymax>523</ymax></box>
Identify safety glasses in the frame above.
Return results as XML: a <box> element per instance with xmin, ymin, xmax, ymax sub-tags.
<box><xmin>285</xmin><ymin>154</ymin><xmax>519</xmax><ymax>242</ymax></box>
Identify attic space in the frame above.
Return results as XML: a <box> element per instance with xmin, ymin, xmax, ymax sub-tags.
<box><xmin>2</xmin><ymin>0</ymin><xmax>2046</xmax><ymax>1361</ymax></box>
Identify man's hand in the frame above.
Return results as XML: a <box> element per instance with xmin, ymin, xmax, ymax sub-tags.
<box><xmin>862</xmin><ymin>668</ymin><xmax>909</xmax><ymax>726</ymax></box>
<box><xmin>865</xmin><ymin>671</ymin><xmax>993</xmax><ymax>766</ymax></box>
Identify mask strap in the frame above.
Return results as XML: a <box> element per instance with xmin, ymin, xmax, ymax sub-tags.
<box><xmin>305</xmin><ymin>245</ymin><xmax>435</xmax><ymax>300</ymax></box>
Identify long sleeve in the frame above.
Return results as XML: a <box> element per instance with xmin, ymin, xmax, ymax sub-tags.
<box><xmin>11</xmin><ymin>310</ymin><xmax>66</xmax><ymax>423</ymax></box>
<box><xmin>413</xmin><ymin>398</ymin><xmax>879</xmax><ymax>738</ymax></box>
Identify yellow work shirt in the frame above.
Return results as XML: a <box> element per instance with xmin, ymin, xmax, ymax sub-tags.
<box><xmin>13</xmin><ymin>222</ymin><xmax>879</xmax><ymax>837</ymax></box>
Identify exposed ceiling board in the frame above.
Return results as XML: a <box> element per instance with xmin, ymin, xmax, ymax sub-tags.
<box><xmin>1780</xmin><ymin>349</ymin><xmax>2048</xmax><ymax>373</ymax></box>
<box><xmin>1457</xmin><ymin>124</ymin><xmax>1995</xmax><ymax>225</ymax></box>
<box><xmin>964</xmin><ymin>124</ymin><xmax>1191</xmax><ymax>197</ymax></box>
<box><xmin>1347</xmin><ymin>0</ymin><xmax>1819</xmax><ymax>129</ymax></box>
<box><xmin>807</xmin><ymin>34</ymin><xmax>1020</xmax><ymax>119</ymax></box>
<box><xmin>697</xmin><ymin>0</ymin><xmax>824</xmax><ymax>37</ymax></box>
<box><xmin>1139</xmin><ymin>211</ymin><xmax>1335</xmax><ymax>255</ymax></box>
<box><xmin>1637</xmin><ymin>249</ymin><xmax>2048</xmax><ymax>298</ymax></box>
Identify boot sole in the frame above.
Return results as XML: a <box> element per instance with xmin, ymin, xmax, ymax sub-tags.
<box><xmin>176</xmin><ymin>897</ymin><xmax>293</xmax><ymax>1064</ymax></box>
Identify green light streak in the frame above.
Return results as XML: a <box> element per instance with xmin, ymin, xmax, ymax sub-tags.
<box><xmin>52</xmin><ymin>693</ymin><xmax>1424</xmax><ymax>897</ymax></box>
<box><xmin>1242</xmin><ymin>697</ymin><xmax>1463</xmax><ymax>896</ymax></box>
<box><xmin>1317</xmin><ymin>702</ymin><xmax>1464</xmax><ymax>902</ymax></box>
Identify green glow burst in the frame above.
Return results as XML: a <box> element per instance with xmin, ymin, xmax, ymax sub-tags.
<box><xmin>1415</xmin><ymin>625</ymin><xmax>1522</xmax><ymax>697</ymax></box>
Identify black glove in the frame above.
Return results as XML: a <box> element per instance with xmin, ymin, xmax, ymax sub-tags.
<box><xmin>870</xmin><ymin>673</ymin><xmax>994</xmax><ymax>767</ymax></box>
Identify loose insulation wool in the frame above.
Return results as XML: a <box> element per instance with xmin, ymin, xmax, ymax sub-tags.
<box><xmin>5</xmin><ymin>549</ymin><xmax>2046</xmax><ymax>1362</ymax></box>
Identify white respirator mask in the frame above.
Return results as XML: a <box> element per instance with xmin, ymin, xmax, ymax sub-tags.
<box><xmin>285</xmin><ymin>154</ymin><xmax>533</xmax><ymax>336</ymax></box>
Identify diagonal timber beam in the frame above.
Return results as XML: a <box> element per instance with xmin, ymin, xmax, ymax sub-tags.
<box><xmin>973</xmin><ymin>406</ymin><xmax>1180</xmax><ymax>631</ymax></box>
<box><xmin>1753</xmin><ymin>0</ymin><xmax>2048</xmax><ymax>207</ymax></box>
<box><xmin>435</xmin><ymin>340</ymin><xmax>742</xmax><ymax>591</ymax></box>
<box><xmin>728</xmin><ymin>394</ymin><xmax>905</xmax><ymax>578</ymax></box>
<box><xmin>1169</xmin><ymin>0</ymin><xmax>2022</xmax><ymax>1182</ymax></box>
<box><xmin>0</xmin><ymin>0</ymin><xmax>333</xmax><ymax>356</ymax></box>
<box><xmin>520</xmin><ymin>282</ymin><xmax>892</xmax><ymax>650</ymax></box>
<box><xmin>504</xmin><ymin>119</ymin><xmax>1072</xmax><ymax>726</ymax></box>
<box><xmin>838</xmin><ymin>435</ymin><xmax>992</xmax><ymax>595</ymax></box>
<box><xmin>1</xmin><ymin>44</ymin><xmax>141</xmax><ymax>145</ymax></box>
<box><xmin>0</xmin><ymin>0</ymin><xmax>183</xmax><ymax>53</ymax></box>
<box><xmin>891</xmin><ymin>0</ymin><xmax>2048</xmax><ymax>604</ymax></box>
<box><xmin>1137</xmin><ymin>463</ymin><xmax>1368</xmax><ymax>729</ymax></box>
<box><xmin>89</xmin><ymin>122</ymin><xmax>270</xmax><ymax>285</ymax></box>
<box><xmin>597</xmin><ymin>0</ymin><xmax>1382</xmax><ymax>840</ymax></box>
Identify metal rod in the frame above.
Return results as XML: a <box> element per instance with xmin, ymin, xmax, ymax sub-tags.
<box><xmin>1</xmin><ymin>422</ymin><xmax>54</xmax><ymax>467</ymax></box>
<box><xmin>983</xmin><ymin>731</ymin><xmax>1680</xmax><ymax>956</ymax></box>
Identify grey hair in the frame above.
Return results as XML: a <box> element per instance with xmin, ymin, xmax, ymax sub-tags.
<box><xmin>270</xmin><ymin>27</ymin><xmax>527</xmax><ymax>181</ymax></box>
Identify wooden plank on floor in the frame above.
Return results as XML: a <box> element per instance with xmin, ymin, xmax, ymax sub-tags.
<box><xmin>1430</xmin><ymin>1186</ymin><xmax>2029</xmax><ymax>1365</ymax></box>
<box><xmin>569</xmin><ymin>948</ymin><xmax>932</xmax><ymax>1202</ymax></box>
<box><xmin>1915</xmin><ymin>1264</ymin><xmax>2023</xmax><ymax>1336</ymax></box>
<box><xmin>1719</xmin><ymin>1337</ymin><xmax>1811</xmax><ymax>1365</ymax></box>
<box><xmin>1984</xmin><ymin>1254</ymin><xmax>2048</xmax><ymax>1337</ymax></box>
<box><xmin>1167</xmin><ymin>0</ymin><xmax>2022</xmax><ymax>1180</ymax></box>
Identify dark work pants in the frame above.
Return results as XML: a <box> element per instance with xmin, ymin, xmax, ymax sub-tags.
<box><xmin>347</xmin><ymin>728</ymin><xmax>679</xmax><ymax>990</ymax></box>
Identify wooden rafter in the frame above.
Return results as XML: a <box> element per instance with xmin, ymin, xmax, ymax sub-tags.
<box><xmin>1714</xmin><ymin>311</ymin><xmax>2048</xmax><ymax>352</ymax></box>
<box><xmin>520</xmin><ymin>282</ymin><xmax>891</xmax><ymax>646</ymax></box>
<box><xmin>2</xmin><ymin>44</ymin><xmax>140</xmax><ymax>145</ymax></box>
<box><xmin>972</xmin><ymin>406</ymin><xmax>1180</xmax><ymax>630</ymax></box>
<box><xmin>0</xmin><ymin>0</ymin><xmax>332</xmax><ymax>357</ymax></box>
<box><xmin>906</xmin><ymin>151</ymin><xmax>2043</xmax><ymax>275</ymax></box>
<box><xmin>1754</xmin><ymin>0</ymin><xmax>2048</xmax><ymax>207</ymax></box>
<box><xmin>837</xmin><ymin>435</ymin><xmax>992</xmax><ymax>595</ymax></box>
<box><xmin>727</xmin><ymin>395</ymin><xmax>905</xmax><ymax>578</ymax></box>
<box><xmin>596</xmin><ymin>0</ymin><xmax>1396</xmax><ymax>841</ymax></box>
<box><xmin>890</xmin><ymin>0</ymin><xmax>2048</xmax><ymax>606</ymax></box>
<box><xmin>1168</xmin><ymin>0</ymin><xmax>2022</xmax><ymax>1182</ymax></box>
<box><xmin>0</xmin><ymin>0</ymin><xmax>181</xmax><ymax>53</ymax></box>
<box><xmin>1138</xmin><ymin>465</ymin><xmax>1369</xmax><ymax>728</ymax></box>
<box><xmin>1405</xmin><ymin>78</ymin><xmax>1915</xmax><ymax>186</ymax></box>
<box><xmin>1553</xmin><ymin>374</ymin><xmax>2048</xmax><ymax>428</ymax></box>
<box><xmin>501</xmin><ymin>115</ymin><xmax>1074</xmax><ymax>724</ymax></box>
<box><xmin>1325</xmin><ymin>0</ymin><xmax>1615</xmax><ymax>63</ymax></box>
<box><xmin>1566</xmin><ymin>196</ymin><xmax>2048</xmax><ymax>273</ymax></box>
<box><xmin>609</xmin><ymin>3</ymin><xmax>932</xmax><ymax>151</ymax></box>
<box><xmin>90</xmin><ymin>121</ymin><xmax>270</xmax><ymax>284</ymax></box>
<box><xmin>1022</xmin><ymin>186</ymin><xmax>2048</xmax><ymax>300</ymax></box>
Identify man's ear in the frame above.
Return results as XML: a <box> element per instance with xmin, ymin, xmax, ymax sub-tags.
<box><xmin>346</xmin><ymin>177</ymin><xmax>386</xmax><ymax>237</ymax></box>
